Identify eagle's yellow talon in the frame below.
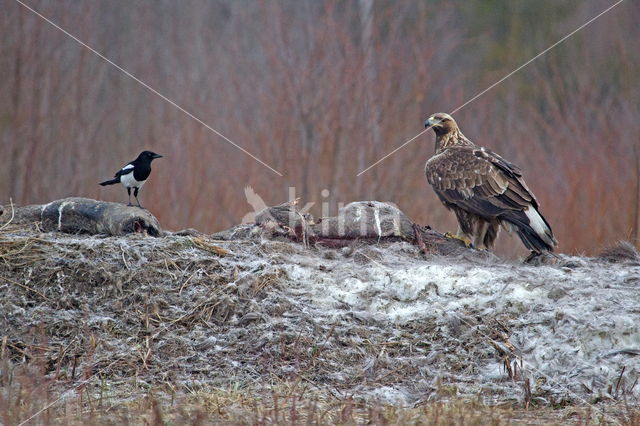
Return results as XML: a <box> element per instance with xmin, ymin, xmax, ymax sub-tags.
<box><xmin>444</xmin><ymin>232</ymin><xmax>472</xmax><ymax>248</ymax></box>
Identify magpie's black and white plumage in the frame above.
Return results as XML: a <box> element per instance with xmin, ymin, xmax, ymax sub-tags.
<box><xmin>99</xmin><ymin>151</ymin><xmax>162</xmax><ymax>208</ymax></box>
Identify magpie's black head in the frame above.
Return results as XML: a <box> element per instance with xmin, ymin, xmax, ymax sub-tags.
<box><xmin>138</xmin><ymin>151</ymin><xmax>163</xmax><ymax>161</ymax></box>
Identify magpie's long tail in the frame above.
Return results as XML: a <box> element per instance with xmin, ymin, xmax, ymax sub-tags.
<box><xmin>99</xmin><ymin>178</ymin><xmax>119</xmax><ymax>186</ymax></box>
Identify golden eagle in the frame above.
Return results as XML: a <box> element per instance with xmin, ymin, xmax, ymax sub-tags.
<box><xmin>424</xmin><ymin>113</ymin><xmax>557</xmax><ymax>253</ymax></box>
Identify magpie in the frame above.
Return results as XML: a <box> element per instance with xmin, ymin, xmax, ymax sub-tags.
<box><xmin>99</xmin><ymin>150</ymin><xmax>163</xmax><ymax>208</ymax></box>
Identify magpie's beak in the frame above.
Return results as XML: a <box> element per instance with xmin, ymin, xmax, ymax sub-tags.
<box><xmin>152</xmin><ymin>154</ymin><xmax>163</xmax><ymax>159</ymax></box>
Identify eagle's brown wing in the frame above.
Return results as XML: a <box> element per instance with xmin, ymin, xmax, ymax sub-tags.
<box><xmin>426</xmin><ymin>146</ymin><xmax>535</xmax><ymax>213</ymax></box>
<box><xmin>425</xmin><ymin>146</ymin><xmax>557</xmax><ymax>252</ymax></box>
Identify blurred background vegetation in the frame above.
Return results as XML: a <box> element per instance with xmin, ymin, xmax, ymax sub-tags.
<box><xmin>1</xmin><ymin>0</ymin><xmax>638</xmax><ymax>256</ymax></box>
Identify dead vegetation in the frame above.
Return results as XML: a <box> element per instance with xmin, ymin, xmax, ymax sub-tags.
<box><xmin>598</xmin><ymin>241</ymin><xmax>640</xmax><ymax>264</ymax></box>
<box><xmin>2</xmin><ymin>377</ymin><xmax>628</xmax><ymax>426</ymax></box>
<box><xmin>1</xmin><ymin>200</ymin><xmax>639</xmax><ymax>424</ymax></box>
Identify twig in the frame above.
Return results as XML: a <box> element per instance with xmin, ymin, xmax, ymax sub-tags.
<box><xmin>296</xmin><ymin>211</ymin><xmax>309</xmax><ymax>248</ymax></box>
<box><xmin>413</xmin><ymin>223</ymin><xmax>428</xmax><ymax>254</ymax></box>
<box><xmin>17</xmin><ymin>355</ymin><xmax>127</xmax><ymax>426</ymax></box>
<box><xmin>0</xmin><ymin>239</ymin><xmax>37</xmax><ymax>259</ymax></box>
<box><xmin>5</xmin><ymin>276</ymin><xmax>51</xmax><ymax>301</ymax></box>
<box><xmin>178</xmin><ymin>269</ymin><xmax>200</xmax><ymax>295</ymax></box>
<box><xmin>120</xmin><ymin>246</ymin><xmax>130</xmax><ymax>270</ymax></box>
<box><xmin>614</xmin><ymin>365</ymin><xmax>625</xmax><ymax>398</ymax></box>
<box><xmin>0</xmin><ymin>198</ymin><xmax>15</xmax><ymax>231</ymax></box>
<box><xmin>523</xmin><ymin>377</ymin><xmax>532</xmax><ymax>410</ymax></box>
<box><xmin>298</xmin><ymin>374</ymin><xmax>342</xmax><ymax>401</ymax></box>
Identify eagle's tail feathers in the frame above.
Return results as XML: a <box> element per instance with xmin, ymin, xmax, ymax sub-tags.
<box><xmin>99</xmin><ymin>178</ymin><xmax>119</xmax><ymax>186</ymax></box>
<box><xmin>502</xmin><ymin>207</ymin><xmax>557</xmax><ymax>253</ymax></box>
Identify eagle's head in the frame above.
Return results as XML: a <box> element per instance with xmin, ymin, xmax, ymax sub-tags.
<box><xmin>425</xmin><ymin>113</ymin><xmax>458</xmax><ymax>135</ymax></box>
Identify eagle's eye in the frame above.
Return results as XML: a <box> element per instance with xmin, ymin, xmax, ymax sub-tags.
<box><xmin>441</xmin><ymin>117</ymin><xmax>449</xmax><ymax>122</ymax></box>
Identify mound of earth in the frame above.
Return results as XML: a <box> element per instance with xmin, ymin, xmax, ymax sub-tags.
<box><xmin>0</xmin><ymin>198</ymin><xmax>638</xmax><ymax>409</ymax></box>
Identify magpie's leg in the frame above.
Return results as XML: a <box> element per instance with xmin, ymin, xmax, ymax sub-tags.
<box><xmin>127</xmin><ymin>187</ymin><xmax>133</xmax><ymax>206</ymax></box>
<box><xmin>134</xmin><ymin>187</ymin><xmax>143</xmax><ymax>209</ymax></box>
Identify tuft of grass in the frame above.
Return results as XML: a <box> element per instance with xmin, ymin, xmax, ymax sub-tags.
<box><xmin>5</xmin><ymin>377</ymin><xmax>638</xmax><ymax>425</ymax></box>
<box><xmin>1</xmin><ymin>355</ymin><xmax>639</xmax><ymax>425</ymax></box>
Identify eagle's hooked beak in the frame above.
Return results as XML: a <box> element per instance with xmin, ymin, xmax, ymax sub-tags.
<box><xmin>425</xmin><ymin>117</ymin><xmax>435</xmax><ymax>128</ymax></box>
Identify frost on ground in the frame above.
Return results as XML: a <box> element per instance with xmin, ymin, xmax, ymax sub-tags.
<box><xmin>1</xmin><ymin>217</ymin><xmax>639</xmax><ymax>409</ymax></box>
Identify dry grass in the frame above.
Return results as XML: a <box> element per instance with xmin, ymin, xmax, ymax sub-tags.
<box><xmin>2</xmin><ymin>368</ymin><xmax>638</xmax><ymax>426</ymax></box>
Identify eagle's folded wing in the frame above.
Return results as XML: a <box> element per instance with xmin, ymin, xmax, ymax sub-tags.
<box><xmin>425</xmin><ymin>146</ymin><xmax>537</xmax><ymax>218</ymax></box>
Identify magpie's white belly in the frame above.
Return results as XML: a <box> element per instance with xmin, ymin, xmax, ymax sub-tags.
<box><xmin>120</xmin><ymin>172</ymin><xmax>145</xmax><ymax>189</ymax></box>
